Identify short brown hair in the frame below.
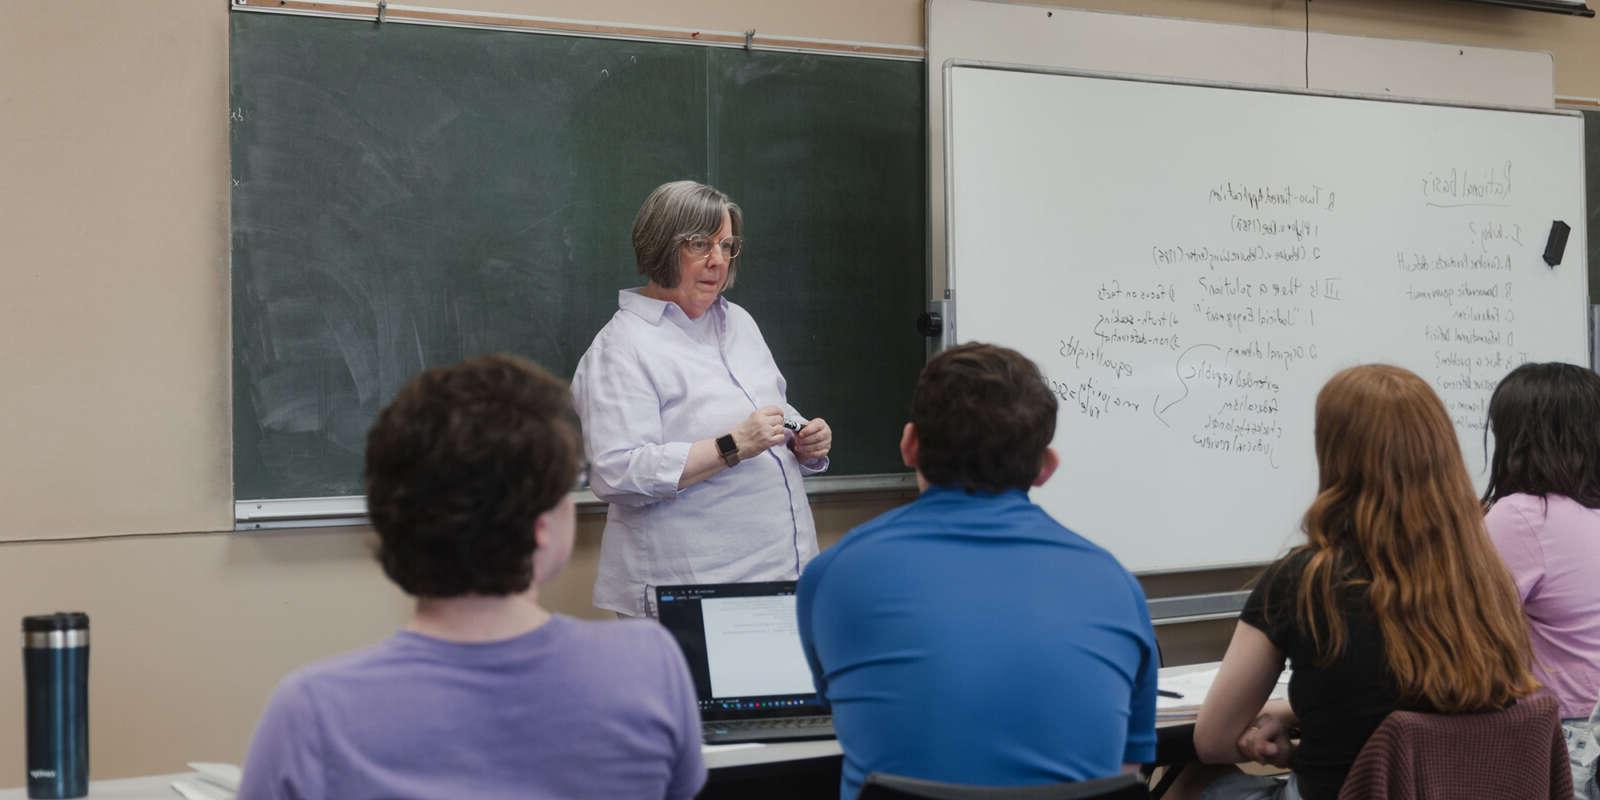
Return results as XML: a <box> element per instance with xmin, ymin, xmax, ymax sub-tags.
<box><xmin>632</xmin><ymin>180</ymin><xmax>743</xmax><ymax>290</ymax></box>
<box><xmin>910</xmin><ymin>343</ymin><xmax>1058</xmax><ymax>492</ymax></box>
<box><xmin>364</xmin><ymin>354</ymin><xmax>579</xmax><ymax>597</ymax></box>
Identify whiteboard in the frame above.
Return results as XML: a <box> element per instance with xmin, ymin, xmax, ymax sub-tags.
<box><xmin>946</xmin><ymin>65</ymin><xmax>1589</xmax><ymax>573</ymax></box>
<box><xmin>925</xmin><ymin>0</ymin><xmax>1558</xmax><ymax>294</ymax></box>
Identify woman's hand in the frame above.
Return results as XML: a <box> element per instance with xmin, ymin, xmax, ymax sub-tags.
<box><xmin>732</xmin><ymin>406</ymin><xmax>787</xmax><ymax>460</ymax></box>
<box><xmin>1236</xmin><ymin>701</ymin><xmax>1297</xmax><ymax>768</ymax></box>
<box><xmin>792</xmin><ymin>418</ymin><xmax>832</xmax><ymax>462</ymax></box>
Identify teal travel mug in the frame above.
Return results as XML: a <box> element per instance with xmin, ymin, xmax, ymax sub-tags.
<box><xmin>23</xmin><ymin>613</ymin><xmax>88</xmax><ymax>799</ymax></box>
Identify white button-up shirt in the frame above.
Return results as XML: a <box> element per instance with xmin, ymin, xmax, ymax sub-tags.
<box><xmin>572</xmin><ymin>289</ymin><xmax>826</xmax><ymax>617</ymax></box>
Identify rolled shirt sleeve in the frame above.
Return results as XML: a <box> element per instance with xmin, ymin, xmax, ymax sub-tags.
<box><xmin>573</xmin><ymin>339</ymin><xmax>691</xmax><ymax>507</ymax></box>
<box><xmin>1485</xmin><ymin>496</ymin><xmax>1546</xmax><ymax>602</ymax></box>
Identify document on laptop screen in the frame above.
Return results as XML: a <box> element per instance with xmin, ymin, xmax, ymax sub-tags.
<box><xmin>700</xmin><ymin>594</ymin><xmax>816</xmax><ymax>698</ymax></box>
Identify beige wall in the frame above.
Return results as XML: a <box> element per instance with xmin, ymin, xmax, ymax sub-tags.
<box><xmin>0</xmin><ymin>493</ymin><xmax>902</xmax><ymax>781</ymax></box>
<box><xmin>464</xmin><ymin>0</ymin><xmax>1600</xmax><ymax>99</ymax></box>
<box><xmin>2</xmin><ymin>0</ymin><xmax>1596</xmax><ymax>783</ymax></box>
<box><xmin>2</xmin><ymin>1</ymin><xmax>232</xmax><ymax>541</ymax></box>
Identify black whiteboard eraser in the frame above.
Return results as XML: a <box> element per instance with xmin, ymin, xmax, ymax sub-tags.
<box><xmin>1543</xmin><ymin>220</ymin><xmax>1571</xmax><ymax>267</ymax></box>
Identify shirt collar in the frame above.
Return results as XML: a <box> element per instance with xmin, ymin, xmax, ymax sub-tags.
<box><xmin>618</xmin><ymin>287</ymin><xmax>727</xmax><ymax>325</ymax></box>
<box><xmin>921</xmin><ymin>484</ymin><xmax>1032</xmax><ymax>504</ymax></box>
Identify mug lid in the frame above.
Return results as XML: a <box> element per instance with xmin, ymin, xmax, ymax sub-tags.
<box><xmin>22</xmin><ymin>612</ymin><xmax>89</xmax><ymax>632</ymax></box>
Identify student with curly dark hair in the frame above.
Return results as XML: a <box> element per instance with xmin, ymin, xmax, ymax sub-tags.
<box><xmin>240</xmin><ymin>354</ymin><xmax>706</xmax><ymax>800</ymax></box>
<box><xmin>1482</xmin><ymin>362</ymin><xmax>1600</xmax><ymax>799</ymax></box>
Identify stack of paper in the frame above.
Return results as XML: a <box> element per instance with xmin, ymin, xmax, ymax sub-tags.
<box><xmin>172</xmin><ymin>762</ymin><xmax>240</xmax><ymax>800</ymax></box>
<box><xmin>1156</xmin><ymin>669</ymin><xmax>1291</xmax><ymax>723</ymax></box>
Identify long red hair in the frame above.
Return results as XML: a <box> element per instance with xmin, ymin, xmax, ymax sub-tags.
<box><xmin>1292</xmin><ymin>364</ymin><xmax>1537</xmax><ymax>712</ymax></box>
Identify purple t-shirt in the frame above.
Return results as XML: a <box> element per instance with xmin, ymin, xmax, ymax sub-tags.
<box><xmin>1485</xmin><ymin>493</ymin><xmax>1600</xmax><ymax>719</ymax></box>
<box><xmin>239</xmin><ymin>615</ymin><xmax>706</xmax><ymax>800</ymax></box>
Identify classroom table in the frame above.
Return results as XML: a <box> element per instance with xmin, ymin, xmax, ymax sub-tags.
<box><xmin>0</xmin><ymin>664</ymin><xmax>1214</xmax><ymax>799</ymax></box>
<box><xmin>0</xmin><ymin>775</ymin><xmax>191</xmax><ymax>800</ymax></box>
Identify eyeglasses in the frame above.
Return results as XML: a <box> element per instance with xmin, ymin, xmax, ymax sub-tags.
<box><xmin>682</xmin><ymin>234</ymin><xmax>742</xmax><ymax>260</ymax></box>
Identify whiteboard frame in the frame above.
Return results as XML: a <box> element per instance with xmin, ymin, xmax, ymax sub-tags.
<box><xmin>941</xmin><ymin>60</ymin><xmax>1589</xmax><ymax>575</ymax></box>
<box><xmin>941</xmin><ymin>58</ymin><xmax>1585</xmax><ymax>305</ymax></box>
<box><xmin>925</xmin><ymin>0</ymin><xmax>1562</xmax><ymax>303</ymax></box>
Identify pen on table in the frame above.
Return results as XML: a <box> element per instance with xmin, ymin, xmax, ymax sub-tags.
<box><xmin>1157</xmin><ymin>689</ymin><xmax>1184</xmax><ymax>699</ymax></box>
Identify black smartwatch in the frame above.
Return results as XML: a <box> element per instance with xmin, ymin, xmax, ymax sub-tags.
<box><xmin>716</xmin><ymin>434</ymin><xmax>740</xmax><ymax>467</ymax></box>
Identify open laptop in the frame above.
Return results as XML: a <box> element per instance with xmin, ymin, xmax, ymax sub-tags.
<box><xmin>655</xmin><ymin>581</ymin><xmax>835</xmax><ymax>744</ymax></box>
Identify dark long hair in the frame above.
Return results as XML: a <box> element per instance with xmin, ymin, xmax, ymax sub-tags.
<box><xmin>1482</xmin><ymin>362</ymin><xmax>1600</xmax><ymax>509</ymax></box>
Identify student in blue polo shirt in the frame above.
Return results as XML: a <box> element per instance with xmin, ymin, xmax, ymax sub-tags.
<box><xmin>797</xmin><ymin>342</ymin><xmax>1157</xmax><ymax>800</ymax></box>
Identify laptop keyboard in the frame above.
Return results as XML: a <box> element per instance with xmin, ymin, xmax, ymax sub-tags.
<box><xmin>703</xmin><ymin>716</ymin><xmax>835</xmax><ymax>744</ymax></box>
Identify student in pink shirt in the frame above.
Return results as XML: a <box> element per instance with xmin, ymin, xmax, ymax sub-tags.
<box><xmin>1483</xmin><ymin>362</ymin><xmax>1600</xmax><ymax>798</ymax></box>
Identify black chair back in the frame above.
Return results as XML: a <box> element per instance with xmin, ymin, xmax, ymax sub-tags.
<box><xmin>858</xmin><ymin>772</ymin><xmax>1148</xmax><ymax>800</ymax></box>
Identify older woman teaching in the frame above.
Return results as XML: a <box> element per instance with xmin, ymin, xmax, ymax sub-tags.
<box><xmin>572</xmin><ymin>180</ymin><xmax>833</xmax><ymax>618</ymax></box>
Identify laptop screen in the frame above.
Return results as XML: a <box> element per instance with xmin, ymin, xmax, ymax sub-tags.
<box><xmin>655</xmin><ymin>581</ymin><xmax>828</xmax><ymax>722</ymax></box>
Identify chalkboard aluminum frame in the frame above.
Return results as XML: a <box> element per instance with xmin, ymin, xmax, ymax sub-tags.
<box><xmin>229</xmin><ymin>0</ymin><xmax>926</xmax><ymax>62</ymax></box>
<box><xmin>236</xmin><ymin>474</ymin><xmax>920</xmax><ymax>531</ymax></box>
<box><xmin>228</xmin><ymin>6</ymin><xmax>928</xmax><ymax>528</ymax></box>
<box><xmin>939</xmin><ymin>59</ymin><xmax>1589</xmax><ymax>575</ymax></box>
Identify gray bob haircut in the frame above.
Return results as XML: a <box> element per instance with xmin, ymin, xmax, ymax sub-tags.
<box><xmin>632</xmin><ymin>180</ymin><xmax>743</xmax><ymax>290</ymax></box>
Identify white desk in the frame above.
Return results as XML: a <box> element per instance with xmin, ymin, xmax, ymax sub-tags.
<box><xmin>0</xmin><ymin>743</ymin><xmax>848</xmax><ymax>800</ymax></box>
<box><xmin>703</xmin><ymin>738</ymin><xmax>843</xmax><ymax>770</ymax></box>
<box><xmin>0</xmin><ymin>743</ymin><xmax>846</xmax><ymax>799</ymax></box>
<box><xmin>703</xmin><ymin>661</ymin><xmax>1214</xmax><ymax>771</ymax></box>
<box><xmin>0</xmin><ymin>664</ymin><xmax>1218</xmax><ymax>798</ymax></box>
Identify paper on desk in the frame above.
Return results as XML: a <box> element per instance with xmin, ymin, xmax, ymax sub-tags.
<box><xmin>702</xmin><ymin>743</ymin><xmax>766</xmax><ymax>753</ymax></box>
<box><xmin>171</xmin><ymin>779</ymin><xmax>234</xmax><ymax>800</ymax></box>
<box><xmin>1156</xmin><ymin>669</ymin><xmax>1290</xmax><ymax>718</ymax></box>
<box><xmin>186</xmin><ymin>762</ymin><xmax>242</xmax><ymax>793</ymax></box>
<box><xmin>173</xmin><ymin>761</ymin><xmax>240</xmax><ymax>800</ymax></box>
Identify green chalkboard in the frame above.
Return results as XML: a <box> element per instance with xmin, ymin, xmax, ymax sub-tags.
<box><xmin>230</xmin><ymin>12</ymin><xmax>926</xmax><ymax>500</ymax></box>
